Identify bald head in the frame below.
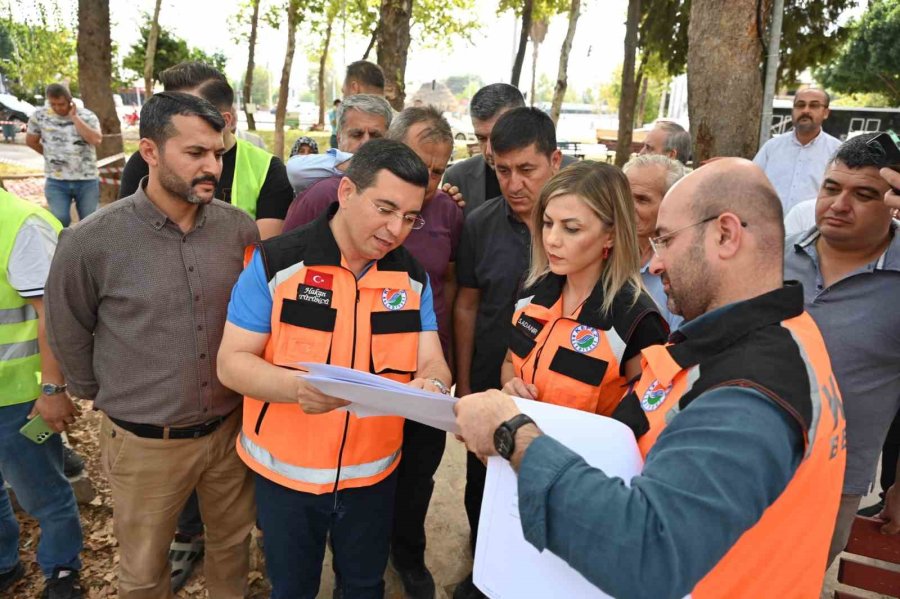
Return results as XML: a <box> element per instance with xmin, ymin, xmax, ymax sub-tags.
<box><xmin>651</xmin><ymin>158</ymin><xmax>785</xmax><ymax>320</ymax></box>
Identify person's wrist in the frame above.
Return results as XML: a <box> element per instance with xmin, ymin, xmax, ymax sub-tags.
<box><xmin>509</xmin><ymin>423</ymin><xmax>541</xmax><ymax>471</ymax></box>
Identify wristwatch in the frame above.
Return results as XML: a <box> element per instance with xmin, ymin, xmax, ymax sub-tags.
<box><xmin>41</xmin><ymin>383</ymin><xmax>67</xmax><ymax>396</ymax></box>
<box><xmin>429</xmin><ymin>378</ymin><xmax>451</xmax><ymax>395</ymax></box>
<box><xmin>494</xmin><ymin>413</ymin><xmax>536</xmax><ymax>460</ymax></box>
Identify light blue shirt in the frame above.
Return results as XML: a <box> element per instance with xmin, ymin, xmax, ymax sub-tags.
<box><xmin>640</xmin><ymin>261</ymin><xmax>682</xmax><ymax>331</ymax></box>
<box><xmin>285</xmin><ymin>148</ymin><xmax>354</xmax><ymax>194</ymax></box>
<box><xmin>753</xmin><ymin>129</ymin><xmax>842</xmax><ymax>213</ymax></box>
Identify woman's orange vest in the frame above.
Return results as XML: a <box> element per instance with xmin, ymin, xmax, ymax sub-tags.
<box><xmin>509</xmin><ymin>274</ymin><xmax>665</xmax><ymax>416</ymax></box>
<box><xmin>633</xmin><ymin>287</ymin><xmax>846</xmax><ymax>598</ymax></box>
<box><xmin>236</xmin><ymin>211</ymin><xmax>428</xmax><ymax>495</ymax></box>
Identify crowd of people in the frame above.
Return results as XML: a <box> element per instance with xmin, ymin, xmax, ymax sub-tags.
<box><xmin>2</xmin><ymin>57</ymin><xmax>899</xmax><ymax>599</ymax></box>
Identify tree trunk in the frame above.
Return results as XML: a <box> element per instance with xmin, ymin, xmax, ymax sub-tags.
<box><xmin>528</xmin><ymin>18</ymin><xmax>547</xmax><ymax>106</ymax></box>
<box><xmin>634</xmin><ymin>64</ymin><xmax>648</xmax><ymax>128</ymax></box>
<box><xmin>510</xmin><ymin>0</ymin><xmax>534</xmax><ymax>88</ymax></box>
<box><xmin>317</xmin><ymin>14</ymin><xmax>334</xmax><ymax>129</ymax></box>
<box><xmin>362</xmin><ymin>23</ymin><xmax>379</xmax><ymax>60</ymax></box>
<box><xmin>550</xmin><ymin>0</ymin><xmax>581</xmax><ymax>126</ymax></box>
<box><xmin>688</xmin><ymin>0</ymin><xmax>763</xmax><ymax>162</ymax></box>
<box><xmin>615</xmin><ymin>0</ymin><xmax>641</xmax><ymax>166</ymax></box>
<box><xmin>77</xmin><ymin>0</ymin><xmax>124</xmax><ymax>207</ymax></box>
<box><xmin>376</xmin><ymin>0</ymin><xmax>413</xmax><ymax>111</ymax></box>
<box><xmin>143</xmin><ymin>0</ymin><xmax>162</xmax><ymax>96</ymax></box>
<box><xmin>243</xmin><ymin>0</ymin><xmax>260</xmax><ymax>131</ymax></box>
<box><xmin>275</xmin><ymin>0</ymin><xmax>300</xmax><ymax>160</ymax></box>
<box><xmin>530</xmin><ymin>41</ymin><xmax>539</xmax><ymax>106</ymax></box>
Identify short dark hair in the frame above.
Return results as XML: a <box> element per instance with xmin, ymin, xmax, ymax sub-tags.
<box><xmin>140</xmin><ymin>91</ymin><xmax>226</xmax><ymax>146</ymax></box>
<box><xmin>832</xmin><ymin>132</ymin><xmax>893</xmax><ymax>170</ymax></box>
<box><xmin>387</xmin><ymin>106</ymin><xmax>453</xmax><ymax>146</ymax></box>
<box><xmin>159</xmin><ymin>61</ymin><xmax>227</xmax><ymax>91</ymax></box>
<box><xmin>470</xmin><ymin>84</ymin><xmax>525</xmax><ymax>121</ymax></box>
<box><xmin>345</xmin><ymin>138</ymin><xmax>428</xmax><ymax>192</ymax></box>
<box><xmin>345</xmin><ymin>61</ymin><xmax>385</xmax><ymax>92</ymax></box>
<box><xmin>45</xmin><ymin>83</ymin><xmax>71</xmax><ymax>100</ymax></box>
<box><xmin>195</xmin><ymin>78</ymin><xmax>234</xmax><ymax>111</ymax></box>
<box><xmin>490</xmin><ymin>107</ymin><xmax>556</xmax><ymax>158</ymax></box>
<box><xmin>333</xmin><ymin>99</ymin><xmax>342</xmax><ymax>106</ymax></box>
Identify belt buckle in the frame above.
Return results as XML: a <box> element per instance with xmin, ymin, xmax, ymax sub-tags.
<box><xmin>162</xmin><ymin>426</ymin><xmax>171</xmax><ymax>440</ymax></box>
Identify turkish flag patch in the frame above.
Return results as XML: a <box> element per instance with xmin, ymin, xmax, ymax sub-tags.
<box><xmin>305</xmin><ymin>270</ymin><xmax>333</xmax><ymax>289</ymax></box>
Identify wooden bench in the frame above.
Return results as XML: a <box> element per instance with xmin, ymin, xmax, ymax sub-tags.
<box><xmin>557</xmin><ymin>141</ymin><xmax>585</xmax><ymax>160</ymax></box>
<box><xmin>834</xmin><ymin>516</ymin><xmax>900</xmax><ymax>598</ymax></box>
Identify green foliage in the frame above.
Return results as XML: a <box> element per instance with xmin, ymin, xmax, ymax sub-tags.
<box><xmin>498</xmin><ymin>0</ymin><xmax>570</xmax><ymax>22</ymax></box>
<box><xmin>240</xmin><ymin>66</ymin><xmax>272</xmax><ymax>106</ymax></box>
<box><xmin>121</xmin><ymin>20</ymin><xmax>227</xmax><ymax>87</ymax></box>
<box><xmin>444</xmin><ymin>74</ymin><xmax>484</xmax><ymax>97</ymax></box>
<box><xmin>830</xmin><ymin>91</ymin><xmax>895</xmax><ymax>108</ymax></box>
<box><xmin>818</xmin><ymin>0</ymin><xmax>900</xmax><ymax>105</ymax></box>
<box><xmin>0</xmin><ymin>3</ymin><xmax>77</xmax><ymax>103</ymax></box>
<box><xmin>342</xmin><ymin>0</ymin><xmax>479</xmax><ymax>48</ymax></box>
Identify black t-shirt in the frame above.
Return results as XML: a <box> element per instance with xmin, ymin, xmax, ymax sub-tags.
<box><xmin>484</xmin><ymin>161</ymin><xmax>501</xmax><ymax>202</ymax></box>
<box><xmin>118</xmin><ymin>144</ymin><xmax>294</xmax><ymax>220</ymax></box>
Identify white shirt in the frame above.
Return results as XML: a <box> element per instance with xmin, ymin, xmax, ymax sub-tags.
<box><xmin>753</xmin><ymin>129</ymin><xmax>841</xmax><ymax>213</ymax></box>
<box><xmin>8</xmin><ymin>216</ymin><xmax>58</xmax><ymax>297</ymax></box>
<box><xmin>784</xmin><ymin>199</ymin><xmax>817</xmax><ymax>237</ymax></box>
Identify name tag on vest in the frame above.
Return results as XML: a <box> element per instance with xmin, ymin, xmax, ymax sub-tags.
<box><xmin>297</xmin><ymin>285</ymin><xmax>333</xmax><ymax>306</ymax></box>
<box><xmin>516</xmin><ymin>314</ymin><xmax>545</xmax><ymax>339</ymax></box>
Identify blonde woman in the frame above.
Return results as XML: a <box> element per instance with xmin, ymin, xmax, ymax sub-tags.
<box><xmin>501</xmin><ymin>161</ymin><xmax>669</xmax><ymax>417</ymax></box>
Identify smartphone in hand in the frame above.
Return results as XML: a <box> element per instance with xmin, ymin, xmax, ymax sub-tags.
<box><xmin>20</xmin><ymin>415</ymin><xmax>55</xmax><ymax>444</ymax></box>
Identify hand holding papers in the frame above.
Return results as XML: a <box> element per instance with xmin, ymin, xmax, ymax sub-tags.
<box><xmin>473</xmin><ymin>397</ymin><xmax>644</xmax><ymax>599</ymax></box>
<box><xmin>299</xmin><ymin>363</ymin><xmax>459</xmax><ymax>433</ymax></box>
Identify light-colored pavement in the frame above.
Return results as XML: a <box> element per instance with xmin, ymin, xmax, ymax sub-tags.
<box><xmin>0</xmin><ymin>137</ymin><xmax>44</xmax><ymax>170</ymax></box>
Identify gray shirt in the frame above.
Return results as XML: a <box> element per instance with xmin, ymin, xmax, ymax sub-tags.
<box><xmin>45</xmin><ymin>181</ymin><xmax>259</xmax><ymax>427</ymax></box>
<box><xmin>784</xmin><ymin>225</ymin><xmax>900</xmax><ymax>495</ymax></box>
<box><xmin>27</xmin><ymin>106</ymin><xmax>100</xmax><ymax>180</ymax></box>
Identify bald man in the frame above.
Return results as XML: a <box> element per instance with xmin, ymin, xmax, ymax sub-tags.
<box><xmin>453</xmin><ymin>159</ymin><xmax>846</xmax><ymax>599</ymax></box>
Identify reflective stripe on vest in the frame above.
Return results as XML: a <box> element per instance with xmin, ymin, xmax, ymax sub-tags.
<box><xmin>240</xmin><ymin>432</ymin><xmax>400</xmax><ymax>486</ymax></box>
<box><xmin>0</xmin><ymin>189</ymin><xmax>62</xmax><ymax>406</ymax></box>
<box><xmin>0</xmin><ymin>304</ymin><xmax>36</xmax><ymax>325</ymax></box>
<box><xmin>231</xmin><ymin>139</ymin><xmax>273</xmax><ymax>219</ymax></box>
<box><xmin>635</xmin><ymin>312</ymin><xmax>846</xmax><ymax>598</ymax></box>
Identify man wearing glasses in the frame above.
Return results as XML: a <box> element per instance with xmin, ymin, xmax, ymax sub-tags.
<box><xmin>753</xmin><ymin>88</ymin><xmax>841</xmax><ymax>213</ymax></box>
<box><xmin>217</xmin><ymin>138</ymin><xmax>451</xmax><ymax>599</ymax></box>
<box><xmin>454</xmin><ymin>158</ymin><xmax>845</xmax><ymax>599</ymax></box>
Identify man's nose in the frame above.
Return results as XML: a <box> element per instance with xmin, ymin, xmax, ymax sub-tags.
<box><xmin>649</xmin><ymin>252</ymin><xmax>665</xmax><ymax>276</ymax></box>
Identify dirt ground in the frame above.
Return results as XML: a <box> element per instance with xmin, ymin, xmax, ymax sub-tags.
<box><xmin>5</xmin><ymin>404</ymin><xmax>891</xmax><ymax>599</ymax></box>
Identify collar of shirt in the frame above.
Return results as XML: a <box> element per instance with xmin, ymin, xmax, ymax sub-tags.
<box><xmin>502</xmin><ymin>196</ymin><xmax>528</xmax><ymax>227</ymax></box>
<box><xmin>666</xmin><ymin>283</ymin><xmax>805</xmax><ymax>368</ymax></box>
<box><xmin>794</xmin><ymin>222</ymin><xmax>900</xmax><ymax>274</ymax></box>
<box><xmin>790</xmin><ymin>128</ymin><xmax>826</xmax><ymax>148</ymax></box>
<box><xmin>133</xmin><ymin>177</ymin><xmax>208</xmax><ymax>232</ymax></box>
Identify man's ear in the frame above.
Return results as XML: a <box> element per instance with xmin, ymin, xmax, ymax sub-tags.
<box><xmin>221</xmin><ymin>110</ymin><xmax>235</xmax><ymax>131</ymax></box>
<box><xmin>337</xmin><ymin>176</ymin><xmax>356</xmax><ymax>209</ymax></box>
<box><xmin>550</xmin><ymin>148</ymin><xmax>562</xmax><ymax>172</ymax></box>
<box><xmin>139</xmin><ymin>138</ymin><xmax>160</xmax><ymax>168</ymax></box>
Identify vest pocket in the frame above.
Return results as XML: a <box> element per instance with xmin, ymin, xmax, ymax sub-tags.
<box><xmin>548</xmin><ymin>347</ymin><xmax>608</xmax><ymax>386</ymax></box>
<box><xmin>370</xmin><ymin>311</ymin><xmax>420</xmax><ymax>376</ymax></box>
<box><xmin>273</xmin><ymin>299</ymin><xmax>336</xmax><ymax>366</ymax></box>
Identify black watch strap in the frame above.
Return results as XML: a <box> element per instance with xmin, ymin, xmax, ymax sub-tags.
<box><xmin>494</xmin><ymin>413</ymin><xmax>536</xmax><ymax>460</ymax></box>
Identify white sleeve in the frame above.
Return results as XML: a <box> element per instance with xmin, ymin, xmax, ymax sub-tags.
<box><xmin>8</xmin><ymin>216</ymin><xmax>58</xmax><ymax>297</ymax></box>
<box><xmin>752</xmin><ymin>141</ymin><xmax>768</xmax><ymax>169</ymax></box>
<box><xmin>783</xmin><ymin>200</ymin><xmax>817</xmax><ymax>237</ymax></box>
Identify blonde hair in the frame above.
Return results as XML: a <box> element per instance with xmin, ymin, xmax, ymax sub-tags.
<box><xmin>525</xmin><ymin>161</ymin><xmax>643</xmax><ymax>316</ymax></box>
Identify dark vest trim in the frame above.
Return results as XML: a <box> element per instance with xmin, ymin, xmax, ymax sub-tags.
<box><xmin>509</xmin><ymin>323</ymin><xmax>537</xmax><ymax>358</ymax></box>
<box><xmin>548</xmin><ymin>347</ymin><xmax>608</xmax><ymax>386</ymax></box>
<box><xmin>371</xmin><ymin>310</ymin><xmax>422</xmax><ymax>335</ymax></box>
<box><xmin>280</xmin><ymin>299</ymin><xmax>337</xmax><ymax>332</ymax></box>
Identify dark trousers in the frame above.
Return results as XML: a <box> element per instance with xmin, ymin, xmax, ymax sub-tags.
<box><xmin>390</xmin><ymin>420</ymin><xmax>446</xmax><ymax>569</ymax></box>
<box><xmin>879</xmin><ymin>410</ymin><xmax>900</xmax><ymax>498</ymax></box>
<box><xmin>463</xmin><ymin>452</ymin><xmax>487</xmax><ymax>554</ymax></box>
<box><xmin>177</xmin><ymin>491</ymin><xmax>204</xmax><ymax>538</ymax></box>
<box><xmin>255</xmin><ymin>470</ymin><xmax>398</xmax><ymax>599</ymax></box>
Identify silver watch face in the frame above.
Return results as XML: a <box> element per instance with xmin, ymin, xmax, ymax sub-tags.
<box><xmin>41</xmin><ymin>384</ymin><xmax>65</xmax><ymax>395</ymax></box>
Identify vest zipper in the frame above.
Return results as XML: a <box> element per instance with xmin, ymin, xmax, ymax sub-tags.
<box><xmin>332</xmin><ymin>282</ymin><xmax>360</xmax><ymax>504</ymax></box>
<box><xmin>529</xmin><ymin>319</ymin><xmax>564</xmax><ymax>386</ymax></box>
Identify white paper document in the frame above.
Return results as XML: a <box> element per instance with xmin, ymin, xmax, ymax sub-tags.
<box><xmin>473</xmin><ymin>398</ymin><xmax>644</xmax><ymax>599</ymax></box>
<box><xmin>298</xmin><ymin>363</ymin><xmax>459</xmax><ymax>433</ymax></box>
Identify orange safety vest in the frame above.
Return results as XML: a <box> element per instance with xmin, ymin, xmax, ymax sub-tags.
<box><xmin>236</xmin><ymin>206</ymin><xmax>428</xmax><ymax>494</ymax></box>
<box><xmin>632</xmin><ymin>284</ymin><xmax>846</xmax><ymax>598</ymax></box>
<box><xmin>509</xmin><ymin>274</ymin><xmax>665</xmax><ymax>416</ymax></box>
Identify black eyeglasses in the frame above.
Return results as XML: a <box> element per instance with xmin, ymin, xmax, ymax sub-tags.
<box><xmin>649</xmin><ymin>215</ymin><xmax>747</xmax><ymax>256</ymax></box>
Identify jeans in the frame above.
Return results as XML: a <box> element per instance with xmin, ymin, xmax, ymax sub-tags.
<box><xmin>391</xmin><ymin>420</ymin><xmax>446</xmax><ymax>569</ymax></box>
<box><xmin>44</xmin><ymin>178</ymin><xmax>100</xmax><ymax>227</ymax></box>
<box><xmin>255</xmin><ymin>470</ymin><xmax>398</xmax><ymax>599</ymax></box>
<box><xmin>0</xmin><ymin>401</ymin><xmax>82</xmax><ymax>577</ymax></box>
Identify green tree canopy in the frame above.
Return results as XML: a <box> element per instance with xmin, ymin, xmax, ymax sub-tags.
<box><xmin>818</xmin><ymin>0</ymin><xmax>900</xmax><ymax>105</ymax></box>
<box><xmin>0</xmin><ymin>9</ymin><xmax>77</xmax><ymax>102</ymax></box>
<box><xmin>120</xmin><ymin>23</ymin><xmax>227</xmax><ymax>88</ymax></box>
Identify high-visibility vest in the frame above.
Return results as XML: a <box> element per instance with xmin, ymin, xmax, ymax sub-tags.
<box><xmin>509</xmin><ymin>274</ymin><xmax>665</xmax><ymax>416</ymax></box>
<box><xmin>236</xmin><ymin>206</ymin><xmax>429</xmax><ymax>494</ymax></box>
<box><xmin>0</xmin><ymin>189</ymin><xmax>62</xmax><ymax>406</ymax></box>
<box><xmin>633</xmin><ymin>285</ymin><xmax>846</xmax><ymax>598</ymax></box>
<box><xmin>231</xmin><ymin>138</ymin><xmax>273</xmax><ymax>219</ymax></box>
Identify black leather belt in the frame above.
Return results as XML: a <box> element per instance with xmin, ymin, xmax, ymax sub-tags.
<box><xmin>110</xmin><ymin>412</ymin><xmax>231</xmax><ymax>440</ymax></box>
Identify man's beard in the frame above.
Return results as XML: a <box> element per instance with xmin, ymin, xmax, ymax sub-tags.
<box><xmin>158</xmin><ymin>161</ymin><xmax>217</xmax><ymax>205</ymax></box>
<box><xmin>666</xmin><ymin>241</ymin><xmax>716</xmax><ymax>322</ymax></box>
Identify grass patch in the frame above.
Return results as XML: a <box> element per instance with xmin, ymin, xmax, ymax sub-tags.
<box><xmin>0</xmin><ymin>162</ymin><xmax>41</xmax><ymax>177</ymax></box>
